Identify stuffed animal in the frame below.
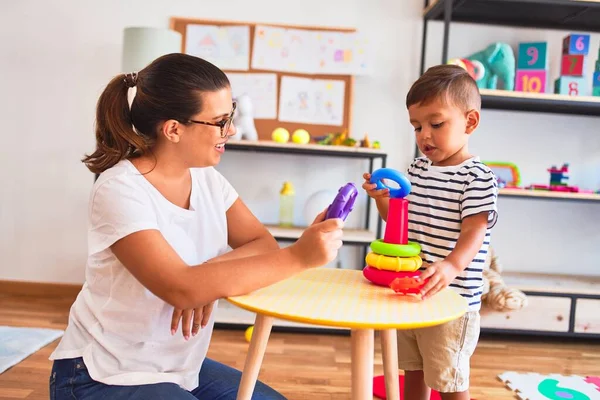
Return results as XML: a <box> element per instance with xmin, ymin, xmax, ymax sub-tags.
<box><xmin>482</xmin><ymin>246</ymin><xmax>528</xmax><ymax>312</ymax></box>
<box><xmin>466</xmin><ymin>42</ymin><xmax>516</xmax><ymax>90</ymax></box>
<box><xmin>231</xmin><ymin>93</ymin><xmax>258</xmax><ymax>141</ymax></box>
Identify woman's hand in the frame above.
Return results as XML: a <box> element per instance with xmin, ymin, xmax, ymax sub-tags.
<box><xmin>171</xmin><ymin>301</ymin><xmax>215</xmax><ymax>340</ymax></box>
<box><xmin>289</xmin><ymin>208</ymin><xmax>344</xmax><ymax>269</ymax></box>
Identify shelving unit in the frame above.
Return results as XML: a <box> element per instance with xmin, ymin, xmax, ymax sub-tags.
<box><xmin>499</xmin><ymin>187</ymin><xmax>600</xmax><ymax>202</ymax></box>
<box><xmin>419</xmin><ymin>0</ymin><xmax>600</xmax><ymax>339</ymax></box>
<box><xmin>215</xmin><ymin>139</ymin><xmax>387</xmax><ymax>331</ymax></box>
<box><xmin>480</xmin><ymin>88</ymin><xmax>600</xmax><ymax>116</ymax></box>
<box><xmin>225</xmin><ymin>140</ymin><xmax>387</xmax><ymax>248</ymax></box>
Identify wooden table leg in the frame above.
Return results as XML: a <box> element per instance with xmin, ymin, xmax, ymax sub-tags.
<box><xmin>351</xmin><ymin>328</ymin><xmax>374</xmax><ymax>400</ymax></box>
<box><xmin>236</xmin><ymin>314</ymin><xmax>274</xmax><ymax>400</ymax></box>
<box><xmin>380</xmin><ymin>329</ymin><xmax>400</xmax><ymax>400</ymax></box>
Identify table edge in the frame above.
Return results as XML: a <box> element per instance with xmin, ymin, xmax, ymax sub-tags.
<box><xmin>225</xmin><ymin>298</ymin><xmax>468</xmax><ymax>330</ymax></box>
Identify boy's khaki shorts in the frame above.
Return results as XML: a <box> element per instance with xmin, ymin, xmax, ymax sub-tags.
<box><xmin>396</xmin><ymin>311</ymin><xmax>480</xmax><ymax>393</ymax></box>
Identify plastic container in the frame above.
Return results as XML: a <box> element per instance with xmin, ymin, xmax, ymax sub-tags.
<box><xmin>279</xmin><ymin>181</ymin><xmax>295</xmax><ymax>226</ymax></box>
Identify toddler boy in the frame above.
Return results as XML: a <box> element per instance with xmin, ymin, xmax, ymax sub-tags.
<box><xmin>362</xmin><ymin>64</ymin><xmax>498</xmax><ymax>400</ymax></box>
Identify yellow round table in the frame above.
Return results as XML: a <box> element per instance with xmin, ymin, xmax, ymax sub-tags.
<box><xmin>227</xmin><ymin>268</ymin><xmax>468</xmax><ymax>400</ymax></box>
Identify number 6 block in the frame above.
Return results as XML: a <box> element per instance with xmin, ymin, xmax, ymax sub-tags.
<box><xmin>517</xmin><ymin>42</ymin><xmax>548</xmax><ymax>70</ymax></box>
<box><xmin>562</xmin><ymin>34</ymin><xmax>590</xmax><ymax>55</ymax></box>
<box><xmin>515</xmin><ymin>69</ymin><xmax>547</xmax><ymax>93</ymax></box>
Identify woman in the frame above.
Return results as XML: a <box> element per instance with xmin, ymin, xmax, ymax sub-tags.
<box><xmin>49</xmin><ymin>53</ymin><xmax>344</xmax><ymax>399</ymax></box>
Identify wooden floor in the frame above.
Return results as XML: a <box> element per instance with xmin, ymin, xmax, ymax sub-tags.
<box><xmin>1</xmin><ymin>285</ymin><xmax>600</xmax><ymax>400</ymax></box>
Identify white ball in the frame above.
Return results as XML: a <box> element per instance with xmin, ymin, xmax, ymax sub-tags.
<box><xmin>303</xmin><ymin>190</ymin><xmax>336</xmax><ymax>225</ymax></box>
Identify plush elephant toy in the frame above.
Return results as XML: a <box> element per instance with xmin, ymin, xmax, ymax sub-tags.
<box><xmin>466</xmin><ymin>42</ymin><xmax>516</xmax><ymax>90</ymax></box>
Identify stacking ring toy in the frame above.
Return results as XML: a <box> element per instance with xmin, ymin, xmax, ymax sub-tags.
<box><xmin>370</xmin><ymin>168</ymin><xmax>411</xmax><ymax>199</ymax></box>
<box><xmin>370</xmin><ymin>239</ymin><xmax>421</xmax><ymax>257</ymax></box>
<box><xmin>325</xmin><ymin>182</ymin><xmax>358</xmax><ymax>221</ymax></box>
<box><xmin>362</xmin><ymin>267</ymin><xmax>426</xmax><ymax>288</ymax></box>
<box><xmin>365</xmin><ymin>252</ymin><xmax>422</xmax><ymax>272</ymax></box>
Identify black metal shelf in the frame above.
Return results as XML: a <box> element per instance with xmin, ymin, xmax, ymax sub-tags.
<box><xmin>424</xmin><ymin>0</ymin><xmax>600</xmax><ymax>33</ymax></box>
<box><xmin>480</xmin><ymin>89</ymin><xmax>600</xmax><ymax>116</ymax></box>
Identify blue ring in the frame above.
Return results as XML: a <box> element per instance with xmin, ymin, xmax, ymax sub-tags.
<box><xmin>370</xmin><ymin>168</ymin><xmax>411</xmax><ymax>198</ymax></box>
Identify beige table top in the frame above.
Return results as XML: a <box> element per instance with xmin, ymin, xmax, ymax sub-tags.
<box><xmin>227</xmin><ymin>268</ymin><xmax>468</xmax><ymax>330</ymax></box>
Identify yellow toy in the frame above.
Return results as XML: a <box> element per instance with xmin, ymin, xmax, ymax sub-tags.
<box><xmin>244</xmin><ymin>325</ymin><xmax>254</xmax><ymax>342</ymax></box>
<box><xmin>365</xmin><ymin>252</ymin><xmax>423</xmax><ymax>272</ymax></box>
<box><xmin>271</xmin><ymin>127</ymin><xmax>290</xmax><ymax>143</ymax></box>
<box><xmin>292</xmin><ymin>129</ymin><xmax>310</xmax><ymax>144</ymax></box>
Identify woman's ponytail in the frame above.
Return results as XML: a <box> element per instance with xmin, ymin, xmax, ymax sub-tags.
<box><xmin>82</xmin><ymin>73</ymin><xmax>150</xmax><ymax>174</ymax></box>
<box><xmin>82</xmin><ymin>53</ymin><xmax>231</xmax><ymax>175</ymax></box>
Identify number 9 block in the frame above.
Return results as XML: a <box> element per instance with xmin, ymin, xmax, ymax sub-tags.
<box><xmin>515</xmin><ymin>69</ymin><xmax>547</xmax><ymax>93</ymax></box>
<box><xmin>517</xmin><ymin>42</ymin><xmax>548</xmax><ymax>70</ymax></box>
<box><xmin>562</xmin><ymin>34</ymin><xmax>590</xmax><ymax>55</ymax></box>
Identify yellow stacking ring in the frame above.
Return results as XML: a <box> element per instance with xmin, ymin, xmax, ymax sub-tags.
<box><xmin>365</xmin><ymin>252</ymin><xmax>422</xmax><ymax>272</ymax></box>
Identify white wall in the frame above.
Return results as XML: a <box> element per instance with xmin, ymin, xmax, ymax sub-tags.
<box><xmin>0</xmin><ymin>0</ymin><xmax>423</xmax><ymax>283</ymax></box>
<box><xmin>0</xmin><ymin>1</ymin><xmax>598</xmax><ymax>284</ymax></box>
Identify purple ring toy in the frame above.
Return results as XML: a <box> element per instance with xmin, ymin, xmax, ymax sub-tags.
<box><xmin>325</xmin><ymin>183</ymin><xmax>358</xmax><ymax>221</ymax></box>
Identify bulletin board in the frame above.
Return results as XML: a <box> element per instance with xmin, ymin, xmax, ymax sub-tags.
<box><xmin>169</xmin><ymin>17</ymin><xmax>360</xmax><ymax>141</ymax></box>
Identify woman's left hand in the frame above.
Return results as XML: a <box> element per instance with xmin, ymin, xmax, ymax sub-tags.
<box><xmin>171</xmin><ymin>301</ymin><xmax>215</xmax><ymax>340</ymax></box>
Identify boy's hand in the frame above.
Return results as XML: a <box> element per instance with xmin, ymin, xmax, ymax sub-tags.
<box><xmin>417</xmin><ymin>260</ymin><xmax>460</xmax><ymax>300</ymax></box>
<box><xmin>362</xmin><ymin>172</ymin><xmax>390</xmax><ymax>200</ymax></box>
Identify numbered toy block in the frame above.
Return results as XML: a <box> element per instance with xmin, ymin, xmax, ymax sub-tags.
<box><xmin>562</xmin><ymin>34</ymin><xmax>590</xmax><ymax>55</ymax></box>
<box><xmin>554</xmin><ymin>76</ymin><xmax>588</xmax><ymax>96</ymax></box>
<box><xmin>561</xmin><ymin>54</ymin><xmax>585</xmax><ymax>76</ymax></box>
<box><xmin>517</xmin><ymin>42</ymin><xmax>548</xmax><ymax>70</ymax></box>
<box><xmin>515</xmin><ymin>69</ymin><xmax>547</xmax><ymax>93</ymax></box>
<box><xmin>594</xmin><ymin>72</ymin><xmax>600</xmax><ymax>87</ymax></box>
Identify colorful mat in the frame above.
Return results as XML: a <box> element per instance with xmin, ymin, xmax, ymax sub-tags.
<box><xmin>373</xmin><ymin>375</ymin><xmax>475</xmax><ymax>399</ymax></box>
<box><xmin>498</xmin><ymin>372</ymin><xmax>600</xmax><ymax>400</ymax></box>
<box><xmin>0</xmin><ymin>326</ymin><xmax>63</xmax><ymax>374</ymax></box>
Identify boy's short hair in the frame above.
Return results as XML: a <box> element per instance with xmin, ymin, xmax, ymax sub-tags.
<box><xmin>406</xmin><ymin>64</ymin><xmax>481</xmax><ymax>112</ymax></box>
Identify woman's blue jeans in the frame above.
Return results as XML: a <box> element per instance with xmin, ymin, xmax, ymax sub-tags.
<box><xmin>49</xmin><ymin>357</ymin><xmax>286</xmax><ymax>399</ymax></box>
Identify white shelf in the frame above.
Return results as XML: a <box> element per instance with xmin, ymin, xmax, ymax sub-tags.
<box><xmin>266</xmin><ymin>224</ymin><xmax>376</xmax><ymax>245</ymax></box>
<box><xmin>480</xmin><ymin>88</ymin><xmax>600</xmax><ymax>104</ymax></box>
<box><xmin>501</xmin><ymin>271</ymin><xmax>600</xmax><ymax>296</ymax></box>
<box><xmin>499</xmin><ymin>188</ymin><xmax>600</xmax><ymax>202</ymax></box>
<box><xmin>226</xmin><ymin>139</ymin><xmax>386</xmax><ymax>157</ymax></box>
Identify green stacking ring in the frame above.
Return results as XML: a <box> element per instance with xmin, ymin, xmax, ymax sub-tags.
<box><xmin>369</xmin><ymin>239</ymin><xmax>421</xmax><ymax>257</ymax></box>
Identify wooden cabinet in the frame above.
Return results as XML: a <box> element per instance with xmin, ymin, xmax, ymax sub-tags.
<box><xmin>574</xmin><ymin>299</ymin><xmax>600</xmax><ymax>335</ymax></box>
<box><xmin>480</xmin><ymin>272</ymin><xmax>600</xmax><ymax>338</ymax></box>
<box><xmin>481</xmin><ymin>296</ymin><xmax>571</xmax><ymax>333</ymax></box>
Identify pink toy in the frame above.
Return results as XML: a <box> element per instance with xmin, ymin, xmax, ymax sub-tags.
<box><xmin>515</xmin><ymin>69</ymin><xmax>547</xmax><ymax>93</ymax></box>
<box><xmin>384</xmin><ymin>198</ymin><xmax>409</xmax><ymax>245</ymax></box>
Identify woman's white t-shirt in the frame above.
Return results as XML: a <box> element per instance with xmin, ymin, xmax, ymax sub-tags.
<box><xmin>49</xmin><ymin>159</ymin><xmax>238</xmax><ymax>390</ymax></box>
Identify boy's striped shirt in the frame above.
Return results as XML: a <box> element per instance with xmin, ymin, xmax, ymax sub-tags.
<box><xmin>406</xmin><ymin>156</ymin><xmax>498</xmax><ymax>311</ymax></box>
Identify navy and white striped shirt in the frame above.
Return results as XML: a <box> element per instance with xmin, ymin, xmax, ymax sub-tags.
<box><xmin>406</xmin><ymin>156</ymin><xmax>498</xmax><ymax>311</ymax></box>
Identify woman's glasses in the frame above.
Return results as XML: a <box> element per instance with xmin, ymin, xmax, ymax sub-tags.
<box><xmin>187</xmin><ymin>101</ymin><xmax>237</xmax><ymax>138</ymax></box>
